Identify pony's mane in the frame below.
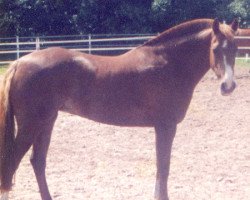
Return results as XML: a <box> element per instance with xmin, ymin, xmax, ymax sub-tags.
<box><xmin>144</xmin><ymin>19</ymin><xmax>213</xmax><ymax>47</ymax></box>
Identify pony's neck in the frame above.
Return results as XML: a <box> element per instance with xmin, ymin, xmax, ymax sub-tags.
<box><xmin>143</xmin><ymin>23</ymin><xmax>213</xmax><ymax>88</ymax></box>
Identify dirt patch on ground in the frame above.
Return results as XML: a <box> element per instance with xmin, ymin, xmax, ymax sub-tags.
<box><xmin>5</xmin><ymin>66</ymin><xmax>250</xmax><ymax>200</ymax></box>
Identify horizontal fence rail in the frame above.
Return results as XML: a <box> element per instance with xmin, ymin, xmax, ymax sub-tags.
<box><xmin>0</xmin><ymin>34</ymin><xmax>250</xmax><ymax>65</ymax></box>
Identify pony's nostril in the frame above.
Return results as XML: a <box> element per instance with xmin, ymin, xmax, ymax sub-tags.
<box><xmin>221</xmin><ymin>82</ymin><xmax>226</xmax><ymax>91</ymax></box>
<box><xmin>221</xmin><ymin>81</ymin><xmax>236</xmax><ymax>95</ymax></box>
<box><xmin>232</xmin><ymin>81</ymin><xmax>236</xmax><ymax>90</ymax></box>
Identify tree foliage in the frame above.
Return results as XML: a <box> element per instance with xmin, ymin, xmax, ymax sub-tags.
<box><xmin>0</xmin><ymin>0</ymin><xmax>249</xmax><ymax>37</ymax></box>
<box><xmin>76</xmin><ymin>0</ymin><xmax>153</xmax><ymax>34</ymax></box>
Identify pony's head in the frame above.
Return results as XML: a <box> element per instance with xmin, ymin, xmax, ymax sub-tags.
<box><xmin>210</xmin><ymin>19</ymin><xmax>238</xmax><ymax>95</ymax></box>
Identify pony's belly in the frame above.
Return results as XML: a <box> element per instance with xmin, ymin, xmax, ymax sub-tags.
<box><xmin>61</xmin><ymin>102</ymin><xmax>153</xmax><ymax>127</ymax></box>
<box><xmin>81</xmin><ymin>108</ymin><xmax>153</xmax><ymax>127</ymax></box>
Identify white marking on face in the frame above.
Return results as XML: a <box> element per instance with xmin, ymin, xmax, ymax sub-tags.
<box><xmin>222</xmin><ymin>55</ymin><xmax>234</xmax><ymax>89</ymax></box>
<box><xmin>222</xmin><ymin>40</ymin><xmax>228</xmax><ymax>48</ymax></box>
<box><xmin>0</xmin><ymin>192</ymin><xmax>9</xmax><ymax>200</ymax></box>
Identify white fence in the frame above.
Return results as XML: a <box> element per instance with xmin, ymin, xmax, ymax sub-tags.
<box><xmin>0</xmin><ymin>34</ymin><xmax>250</xmax><ymax>65</ymax></box>
<box><xmin>0</xmin><ymin>34</ymin><xmax>154</xmax><ymax>65</ymax></box>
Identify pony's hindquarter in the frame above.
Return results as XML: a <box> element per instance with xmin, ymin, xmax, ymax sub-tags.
<box><xmin>0</xmin><ymin>63</ymin><xmax>17</xmax><ymax>192</ymax></box>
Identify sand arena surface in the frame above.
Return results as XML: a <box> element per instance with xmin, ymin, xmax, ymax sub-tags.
<box><xmin>3</xmin><ymin>66</ymin><xmax>250</xmax><ymax>200</ymax></box>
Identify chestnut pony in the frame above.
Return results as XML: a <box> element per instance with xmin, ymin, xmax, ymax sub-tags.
<box><xmin>0</xmin><ymin>19</ymin><xmax>238</xmax><ymax>200</ymax></box>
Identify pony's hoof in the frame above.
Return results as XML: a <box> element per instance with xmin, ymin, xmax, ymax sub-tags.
<box><xmin>0</xmin><ymin>192</ymin><xmax>9</xmax><ymax>200</ymax></box>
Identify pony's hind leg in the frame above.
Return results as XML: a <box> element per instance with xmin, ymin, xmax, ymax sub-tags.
<box><xmin>30</xmin><ymin>132</ymin><xmax>52</xmax><ymax>200</ymax></box>
<box><xmin>1</xmin><ymin>124</ymin><xmax>36</xmax><ymax>197</ymax></box>
<box><xmin>1</xmin><ymin>112</ymin><xmax>57</xmax><ymax>200</ymax></box>
<box><xmin>30</xmin><ymin>114</ymin><xmax>57</xmax><ymax>200</ymax></box>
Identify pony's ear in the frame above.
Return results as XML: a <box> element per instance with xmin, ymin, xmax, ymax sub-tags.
<box><xmin>231</xmin><ymin>19</ymin><xmax>239</xmax><ymax>32</ymax></box>
<box><xmin>213</xmin><ymin>18</ymin><xmax>220</xmax><ymax>34</ymax></box>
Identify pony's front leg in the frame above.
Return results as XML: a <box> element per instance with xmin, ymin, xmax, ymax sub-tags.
<box><xmin>0</xmin><ymin>192</ymin><xmax>9</xmax><ymax>200</ymax></box>
<box><xmin>154</xmin><ymin>122</ymin><xmax>176</xmax><ymax>200</ymax></box>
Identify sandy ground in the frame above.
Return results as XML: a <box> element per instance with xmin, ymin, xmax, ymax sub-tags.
<box><xmin>3</xmin><ymin>66</ymin><xmax>250</xmax><ymax>200</ymax></box>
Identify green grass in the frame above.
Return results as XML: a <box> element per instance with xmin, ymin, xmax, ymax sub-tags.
<box><xmin>0</xmin><ymin>65</ymin><xmax>8</xmax><ymax>75</ymax></box>
<box><xmin>236</xmin><ymin>59</ymin><xmax>250</xmax><ymax>68</ymax></box>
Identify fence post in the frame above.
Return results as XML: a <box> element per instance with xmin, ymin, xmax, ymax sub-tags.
<box><xmin>88</xmin><ymin>34</ymin><xmax>92</xmax><ymax>54</ymax></box>
<box><xmin>16</xmin><ymin>36</ymin><xmax>20</xmax><ymax>59</ymax></box>
<box><xmin>36</xmin><ymin>37</ymin><xmax>40</xmax><ymax>50</ymax></box>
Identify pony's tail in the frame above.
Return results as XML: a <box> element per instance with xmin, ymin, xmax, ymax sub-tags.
<box><xmin>0</xmin><ymin>62</ymin><xmax>17</xmax><ymax>191</ymax></box>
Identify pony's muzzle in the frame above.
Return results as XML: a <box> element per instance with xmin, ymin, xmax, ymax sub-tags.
<box><xmin>220</xmin><ymin>81</ymin><xmax>236</xmax><ymax>96</ymax></box>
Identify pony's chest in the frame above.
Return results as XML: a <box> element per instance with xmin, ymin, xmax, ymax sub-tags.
<box><xmin>146</xmin><ymin>84</ymin><xmax>194</xmax><ymax>123</ymax></box>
